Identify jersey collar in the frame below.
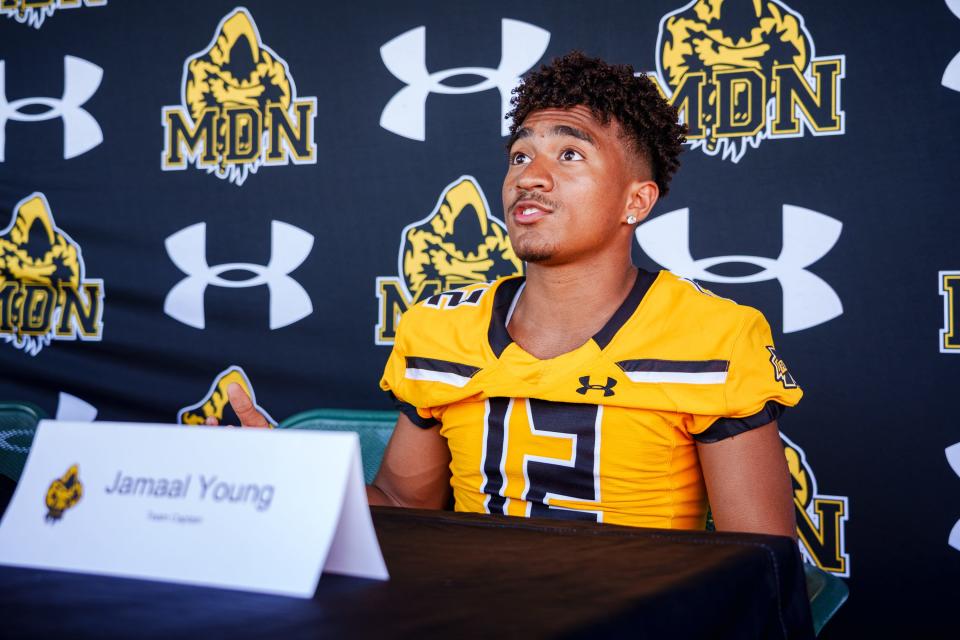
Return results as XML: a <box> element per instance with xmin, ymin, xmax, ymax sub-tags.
<box><xmin>487</xmin><ymin>269</ymin><xmax>659</xmax><ymax>358</ymax></box>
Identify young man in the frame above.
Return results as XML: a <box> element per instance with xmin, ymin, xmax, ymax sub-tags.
<box><xmin>227</xmin><ymin>53</ymin><xmax>801</xmax><ymax>537</ymax></box>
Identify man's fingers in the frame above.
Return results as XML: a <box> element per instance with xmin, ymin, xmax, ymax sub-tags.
<box><xmin>204</xmin><ymin>416</ymin><xmax>220</xmax><ymax>426</ymax></box>
<box><xmin>227</xmin><ymin>382</ymin><xmax>271</xmax><ymax>428</ymax></box>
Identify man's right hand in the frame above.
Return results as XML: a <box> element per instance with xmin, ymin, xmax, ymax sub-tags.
<box><xmin>203</xmin><ymin>383</ymin><xmax>272</xmax><ymax>428</ymax></box>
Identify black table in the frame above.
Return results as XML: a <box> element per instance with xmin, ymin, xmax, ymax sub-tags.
<box><xmin>0</xmin><ymin>506</ymin><xmax>813</xmax><ymax>639</ymax></box>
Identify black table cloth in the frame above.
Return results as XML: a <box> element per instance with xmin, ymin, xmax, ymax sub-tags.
<box><xmin>0</xmin><ymin>506</ymin><xmax>813</xmax><ymax>639</ymax></box>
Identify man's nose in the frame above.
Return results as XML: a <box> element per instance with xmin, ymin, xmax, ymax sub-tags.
<box><xmin>516</xmin><ymin>156</ymin><xmax>554</xmax><ymax>192</ymax></box>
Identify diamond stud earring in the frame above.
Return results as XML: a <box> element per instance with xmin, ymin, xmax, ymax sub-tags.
<box><xmin>626</xmin><ymin>215</ymin><xmax>638</xmax><ymax>224</ymax></box>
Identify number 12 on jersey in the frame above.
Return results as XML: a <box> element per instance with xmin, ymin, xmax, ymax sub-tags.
<box><xmin>480</xmin><ymin>398</ymin><xmax>603</xmax><ymax>521</ymax></box>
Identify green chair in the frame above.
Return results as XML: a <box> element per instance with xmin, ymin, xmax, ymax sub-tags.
<box><xmin>805</xmin><ymin>564</ymin><xmax>849</xmax><ymax>636</ymax></box>
<box><xmin>277</xmin><ymin>409</ymin><xmax>397</xmax><ymax>483</ymax></box>
<box><xmin>0</xmin><ymin>402</ymin><xmax>47</xmax><ymax>482</ymax></box>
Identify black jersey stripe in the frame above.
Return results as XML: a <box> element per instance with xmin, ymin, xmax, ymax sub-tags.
<box><xmin>693</xmin><ymin>401</ymin><xmax>786</xmax><ymax>443</ymax></box>
<box><xmin>405</xmin><ymin>356</ymin><xmax>481</xmax><ymax>378</ymax></box>
<box><xmin>616</xmin><ymin>358</ymin><xmax>730</xmax><ymax>373</ymax></box>
<box><xmin>385</xmin><ymin>392</ymin><xmax>438</xmax><ymax>429</ymax></box>
<box><xmin>592</xmin><ymin>269</ymin><xmax>658</xmax><ymax>350</ymax></box>
<box><xmin>482</xmin><ymin>398</ymin><xmax>510</xmax><ymax>515</ymax></box>
<box><xmin>487</xmin><ymin>276</ymin><xmax>525</xmax><ymax>357</ymax></box>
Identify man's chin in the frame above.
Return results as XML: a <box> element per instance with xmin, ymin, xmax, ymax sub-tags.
<box><xmin>510</xmin><ymin>232</ymin><xmax>558</xmax><ymax>264</ymax></box>
<box><xmin>515</xmin><ymin>248</ymin><xmax>555</xmax><ymax>264</ymax></box>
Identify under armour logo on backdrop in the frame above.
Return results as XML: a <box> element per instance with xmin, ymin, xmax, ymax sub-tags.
<box><xmin>164</xmin><ymin>221</ymin><xmax>314</xmax><ymax>330</ymax></box>
<box><xmin>944</xmin><ymin>0</ymin><xmax>960</xmax><ymax>92</ymax></box>
<box><xmin>947</xmin><ymin>443</ymin><xmax>960</xmax><ymax>552</ymax></box>
<box><xmin>576</xmin><ymin>376</ymin><xmax>617</xmax><ymax>397</ymax></box>
<box><xmin>55</xmin><ymin>392</ymin><xmax>98</xmax><ymax>422</ymax></box>
<box><xmin>379</xmin><ymin>18</ymin><xmax>550</xmax><ymax>141</ymax></box>
<box><xmin>0</xmin><ymin>55</ymin><xmax>103</xmax><ymax>161</ymax></box>
<box><xmin>636</xmin><ymin>206</ymin><xmax>843</xmax><ymax>333</ymax></box>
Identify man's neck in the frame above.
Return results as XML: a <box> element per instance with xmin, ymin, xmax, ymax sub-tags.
<box><xmin>508</xmin><ymin>255</ymin><xmax>638</xmax><ymax>360</ymax></box>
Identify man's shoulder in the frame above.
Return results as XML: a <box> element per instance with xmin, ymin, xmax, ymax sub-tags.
<box><xmin>395</xmin><ymin>277</ymin><xmax>519</xmax><ymax>350</ymax></box>
<box><xmin>649</xmin><ymin>270</ymin><xmax>763</xmax><ymax>325</ymax></box>
<box><xmin>402</xmin><ymin>277</ymin><xmax>518</xmax><ymax>321</ymax></box>
<box><xmin>610</xmin><ymin>270</ymin><xmax>767</xmax><ymax>360</ymax></box>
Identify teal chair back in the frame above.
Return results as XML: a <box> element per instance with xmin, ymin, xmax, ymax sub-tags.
<box><xmin>277</xmin><ymin>409</ymin><xmax>397</xmax><ymax>483</ymax></box>
<box><xmin>0</xmin><ymin>402</ymin><xmax>47</xmax><ymax>482</ymax></box>
<box><xmin>805</xmin><ymin>564</ymin><xmax>849</xmax><ymax>636</ymax></box>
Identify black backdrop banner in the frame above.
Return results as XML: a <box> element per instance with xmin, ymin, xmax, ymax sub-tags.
<box><xmin>2</xmin><ymin>1</ymin><xmax>959</xmax><ymax>636</ymax></box>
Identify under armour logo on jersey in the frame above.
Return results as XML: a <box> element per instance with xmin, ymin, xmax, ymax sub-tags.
<box><xmin>576</xmin><ymin>376</ymin><xmax>617</xmax><ymax>397</ymax></box>
<box><xmin>0</xmin><ymin>55</ymin><xmax>103</xmax><ymax>161</ymax></box>
<box><xmin>636</xmin><ymin>206</ymin><xmax>843</xmax><ymax>333</ymax></box>
<box><xmin>164</xmin><ymin>221</ymin><xmax>314</xmax><ymax>330</ymax></box>
<box><xmin>379</xmin><ymin>18</ymin><xmax>549</xmax><ymax>140</ymax></box>
<box><xmin>947</xmin><ymin>442</ymin><xmax>960</xmax><ymax>552</ymax></box>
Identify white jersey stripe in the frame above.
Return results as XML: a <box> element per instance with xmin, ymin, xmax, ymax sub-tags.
<box><xmin>623</xmin><ymin>371</ymin><xmax>728</xmax><ymax>385</ymax></box>
<box><xmin>404</xmin><ymin>368</ymin><xmax>473</xmax><ymax>387</ymax></box>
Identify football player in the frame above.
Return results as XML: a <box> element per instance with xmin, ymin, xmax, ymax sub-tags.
<box><xmin>221</xmin><ymin>52</ymin><xmax>800</xmax><ymax>537</ymax></box>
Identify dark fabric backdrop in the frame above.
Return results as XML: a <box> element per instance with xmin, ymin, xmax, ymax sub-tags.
<box><xmin>1</xmin><ymin>1</ymin><xmax>958</xmax><ymax>636</ymax></box>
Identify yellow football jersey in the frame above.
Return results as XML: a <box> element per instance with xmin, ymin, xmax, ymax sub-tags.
<box><xmin>380</xmin><ymin>270</ymin><xmax>803</xmax><ymax>530</ymax></box>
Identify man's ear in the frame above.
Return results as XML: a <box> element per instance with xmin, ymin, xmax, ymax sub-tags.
<box><xmin>625</xmin><ymin>179</ymin><xmax>659</xmax><ymax>225</ymax></box>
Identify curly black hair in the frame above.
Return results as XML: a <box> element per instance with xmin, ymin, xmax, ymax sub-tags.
<box><xmin>507</xmin><ymin>51</ymin><xmax>686</xmax><ymax>197</ymax></box>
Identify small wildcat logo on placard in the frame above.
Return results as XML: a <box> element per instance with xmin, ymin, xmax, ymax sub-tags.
<box><xmin>45</xmin><ymin>464</ymin><xmax>83</xmax><ymax>523</ymax></box>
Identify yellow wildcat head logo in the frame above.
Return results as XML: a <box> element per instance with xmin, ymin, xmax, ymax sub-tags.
<box><xmin>1</xmin><ymin>0</ymin><xmax>106</xmax><ymax>30</ymax></box>
<box><xmin>401</xmin><ymin>177</ymin><xmax>522</xmax><ymax>297</ymax></box>
<box><xmin>45</xmin><ymin>464</ymin><xmax>83</xmax><ymax>523</ymax></box>
<box><xmin>781</xmin><ymin>432</ymin><xmax>849</xmax><ymax>576</ymax></box>
<box><xmin>178</xmin><ymin>365</ymin><xmax>275</xmax><ymax>426</ymax></box>
<box><xmin>0</xmin><ymin>193</ymin><xmax>104</xmax><ymax>356</ymax></box>
<box><xmin>161</xmin><ymin>7</ymin><xmax>317</xmax><ymax>185</ymax></box>
<box><xmin>375</xmin><ymin>176</ymin><xmax>523</xmax><ymax>345</ymax></box>
<box><xmin>651</xmin><ymin>0</ymin><xmax>845</xmax><ymax>162</ymax></box>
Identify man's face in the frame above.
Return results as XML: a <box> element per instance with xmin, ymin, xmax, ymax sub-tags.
<box><xmin>502</xmin><ymin>105</ymin><xmax>638</xmax><ymax>265</ymax></box>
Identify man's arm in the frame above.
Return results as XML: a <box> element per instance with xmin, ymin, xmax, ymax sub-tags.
<box><xmin>696</xmin><ymin>421</ymin><xmax>797</xmax><ymax>539</ymax></box>
<box><xmin>366</xmin><ymin>413</ymin><xmax>451</xmax><ymax>509</ymax></box>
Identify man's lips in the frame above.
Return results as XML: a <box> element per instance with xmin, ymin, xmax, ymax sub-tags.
<box><xmin>511</xmin><ymin>200</ymin><xmax>553</xmax><ymax>225</ymax></box>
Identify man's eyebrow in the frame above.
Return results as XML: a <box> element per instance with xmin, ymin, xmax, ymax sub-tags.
<box><xmin>507</xmin><ymin>124</ymin><xmax>595</xmax><ymax>151</ymax></box>
<box><xmin>552</xmin><ymin>125</ymin><xmax>595</xmax><ymax>145</ymax></box>
<box><xmin>506</xmin><ymin>127</ymin><xmax>531</xmax><ymax>153</ymax></box>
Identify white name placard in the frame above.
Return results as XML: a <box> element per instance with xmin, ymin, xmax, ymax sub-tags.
<box><xmin>0</xmin><ymin>420</ymin><xmax>388</xmax><ymax>597</ymax></box>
